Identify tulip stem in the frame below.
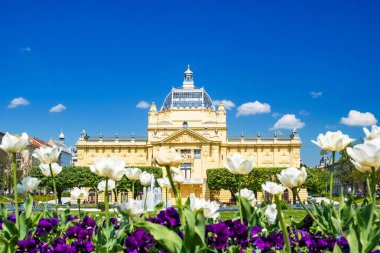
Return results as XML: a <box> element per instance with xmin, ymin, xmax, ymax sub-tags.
<box><xmin>238</xmin><ymin>175</ymin><xmax>243</xmax><ymax>224</ymax></box>
<box><xmin>367</xmin><ymin>167</ymin><xmax>377</xmax><ymax>240</ymax></box>
<box><xmin>274</xmin><ymin>194</ymin><xmax>291</xmax><ymax>253</ymax></box>
<box><xmin>329</xmin><ymin>151</ymin><xmax>335</xmax><ymax>206</ymax></box>
<box><xmin>45</xmin><ymin>186</ymin><xmax>49</xmax><ymax>215</ymax></box>
<box><xmin>165</xmin><ymin>188</ymin><xmax>168</xmax><ymax>208</ymax></box>
<box><xmin>12</xmin><ymin>153</ymin><xmax>19</xmax><ymax>231</ymax></box>
<box><xmin>371</xmin><ymin>167</ymin><xmax>377</xmax><ymax>203</ymax></box>
<box><xmin>104</xmin><ymin>179</ymin><xmax>110</xmax><ymax>245</ymax></box>
<box><xmin>366</xmin><ymin>176</ymin><xmax>372</xmax><ymax>202</ymax></box>
<box><xmin>165</xmin><ymin>166</ymin><xmax>183</xmax><ymax>223</ymax></box>
<box><xmin>165</xmin><ymin>166</ymin><xmax>178</xmax><ymax>198</ymax></box>
<box><xmin>49</xmin><ymin>164</ymin><xmax>58</xmax><ymax>213</ymax></box>
<box><xmin>144</xmin><ymin>187</ymin><xmax>148</xmax><ymax>210</ymax></box>
<box><xmin>77</xmin><ymin>199</ymin><xmax>81</xmax><ymax>219</ymax></box>
<box><xmin>131</xmin><ymin>181</ymin><xmax>135</xmax><ymax>200</ymax></box>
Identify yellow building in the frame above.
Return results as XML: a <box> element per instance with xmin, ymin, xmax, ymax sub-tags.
<box><xmin>76</xmin><ymin>66</ymin><xmax>305</xmax><ymax>203</ymax></box>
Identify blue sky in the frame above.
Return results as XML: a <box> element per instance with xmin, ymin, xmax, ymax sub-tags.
<box><xmin>1</xmin><ymin>0</ymin><xmax>379</xmax><ymax>166</ymax></box>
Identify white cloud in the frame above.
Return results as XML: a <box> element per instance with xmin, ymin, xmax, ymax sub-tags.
<box><xmin>49</xmin><ymin>104</ymin><xmax>66</xmax><ymax>113</ymax></box>
<box><xmin>236</xmin><ymin>101</ymin><xmax>271</xmax><ymax>117</ymax></box>
<box><xmin>7</xmin><ymin>97</ymin><xmax>30</xmax><ymax>108</ymax></box>
<box><xmin>340</xmin><ymin>110</ymin><xmax>377</xmax><ymax>126</ymax></box>
<box><xmin>271</xmin><ymin>114</ymin><xmax>305</xmax><ymax>130</ymax></box>
<box><xmin>310</xmin><ymin>91</ymin><xmax>323</xmax><ymax>98</ymax></box>
<box><xmin>136</xmin><ymin>100</ymin><xmax>150</xmax><ymax>109</ymax></box>
<box><xmin>19</xmin><ymin>47</ymin><xmax>32</xmax><ymax>52</ymax></box>
<box><xmin>325</xmin><ymin>124</ymin><xmax>337</xmax><ymax>129</ymax></box>
<box><xmin>299</xmin><ymin>110</ymin><xmax>310</xmax><ymax>116</ymax></box>
<box><xmin>213</xmin><ymin>99</ymin><xmax>235</xmax><ymax>110</ymax></box>
<box><xmin>272</xmin><ymin>112</ymin><xmax>281</xmax><ymax>118</ymax></box>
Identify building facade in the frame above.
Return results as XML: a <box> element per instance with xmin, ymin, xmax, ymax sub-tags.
<box><xmin>76</xmin><ymin>66</ymin><xmax>305</xmax><ymax>203</ymax></box>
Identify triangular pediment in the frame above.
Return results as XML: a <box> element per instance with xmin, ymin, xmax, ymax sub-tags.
<box><xmin>158</xmin><ymin>128</ymin><xmax>212</xmax><ymax>144</ymax></box>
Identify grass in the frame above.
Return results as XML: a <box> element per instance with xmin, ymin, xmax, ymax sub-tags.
<box><xmin>219</xmin><ymin>209</ymin><xmax>307</xmax><ymax>226</ymax></box>
<box><xmin>0</xmin><ymin>195</ymin><xmax>55</xmax><ymax>203</ymax></box>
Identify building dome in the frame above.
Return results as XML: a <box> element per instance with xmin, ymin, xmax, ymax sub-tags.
<box><xmin>59</xmin><ymin>130</ymin><xmax>65</xmax><ymax>139</ymax></box>
<box><xmin>161</xmin><ymin>66</ymin><xmax>215</xmax><ymax>110</ymax></box>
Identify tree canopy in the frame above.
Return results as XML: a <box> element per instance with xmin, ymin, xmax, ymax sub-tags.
<box><xmin>207</xmin><ymin>167</ymin><xmax>329</xmax><ymax>200</ymax></box>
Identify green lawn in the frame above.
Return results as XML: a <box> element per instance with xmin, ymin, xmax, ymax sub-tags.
<box><xmin>219</xmin><ymin>209</ymin><xmax>307</xmax><ymax>226</ymax></box>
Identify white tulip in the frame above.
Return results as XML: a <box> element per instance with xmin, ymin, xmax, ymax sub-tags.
<box><xmin>236</xmin><ymin>188</ymin><xmax>257</xmax><ymax>207</ymax></box>
<box><xmin>17</xmin><ymin>176</ymin><xmax>40</xmax><ymax>194</ymax></box>
<box><xmin>225</xmin><ymin>153</ymin><xmax>255</xmax><ymax>175</ymax></box>
<box><xmin>0</xmin><ymin>132</ymin><xmax>29</xmax><ymax>153</ymax></box>
<box><xmin>190</xmin><ymin>197</ymin><xmax>206</xmax><ymax>212</ymax></box>
<box><xmin>277</xmin><ymin>167</ymin><xmax>307</xmax><ymax>188</ymax></box>
<box><xmin>39</xmin><ymin>163</ymin><xmax>62</xmax><ymax>177</ymax></box>
<box><xmin>90</xmin><ymin>158</ymin><xmax>126</xmax><ymax>181</ymax></box>
<box><xmin>190</xmin><ymin>197</ymin><xmax>220</xmax><ymax>219</ymax></box>
<box><xmin>157</xmin><ymin>178</ymin><xmax>171</xmax><ymax>189</ymax></box>
<box><xmin>347</xmin><ymin>138</ymin><xmax>380</xmax><ymax>169</ymax></box>
<box><xmin>363</xmin><ymin>125</ymin><xmax>380</xmax><ymax>141</ymax></box>
<box><xmin>125</xmin><ymin>167</ymin><xmax>142</xmax><ymax>181</ymax></box>
<box><xmin>262</xmin><ymin>181</ymin><xmax>285</xmax><ymax>195</ymax></box>
<box><xmin>139</xmin><ymin>171</ymin><xmax>153</xmax><ymax>187</ymax></box>
<box><xmin>33</xmin><ymin>146</ymin><xmax>61</xmax><ymax>164</ymax></box>
<box><xmin>117</xmin><ymin>199</ymin><xmax>144</xmax><ymax>217</ymax></box>
<box><xmin>172</xmin><ymin>172</ymin><xmax>184</xmax><ymax>184</ymax></box>
<box><xmin>236</xmin><ymin>188</ymin><xmax>255</xmax><ymax>200</ymax></box>
<box><xmin>311</xmin><ymin>131</ymin><xmax>354</xmax><ymax>152</ymax></box>
<box><xmin>351</xmin><ymin>159</ymin><xmax>373</xmax><ymax>173</ymax></box>
<box><xmin>203</xmin><ymin>200</ymin><xmax>220</xmax><ymax>219</ymax></box>
<box><xmin>155</xmin><ymin>147</ymin><xmax>182</xmax><ymax>166</ymax></box>
<box><xmin>70</xmin><ymin>187</ymin><xmax>88</xmax><ymax>200</ymax></box>
<box><xmin>97</xmin><ymin>179</ymin><xmax>115</xmax><ymax>191</ymax></box>
<box><xmin>265</xmin><ymin>204</ymin><xmax>277</xmax><ymax>224</ymax></box>
<box><xmin>236</xmin><ymin>188</ymin><xmax>255</xmax><ymax>201</ymax></box>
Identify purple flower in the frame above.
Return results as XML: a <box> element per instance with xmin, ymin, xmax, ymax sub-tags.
<box><xmin>251</xmin><ymin>237</ymin><xmax>272</xmax><ymax>251</ymax></box>
<box><xmin>148</xmin><ymin>207</ymin><xmax>181</xmax><ymax>228</ymax></box>
<box><xmin>66</xmin><ymin>215</ymin><xmax>79</xmax><ymax>223</ymax></box>
<box><xmin>47</xmin><ymin>238</ymin><xmax>77</xmax><ymax>253</ymax></box>
<box><xmin>206</xmin><ymin>222</ymin><xmax>230</xmax><ymax>250</ymax></box>
<box><xmin>109</xmin><ymin>217</ymin><xmax>120</xmax><ymax>230</ymax></box>
<box><xmin>36</xmin><ymin>219</ymin><xmax>53</xmax><ymax>236</ymax></box>
<box><xmin>72</xmin><ymin>240</ymin><xmax>95</xmax><ymax>252</ymax></box>
<box><xmin>17</xmin><ymin>238</ymin><xmax>39</xmax><ymax>253</ymax></box>
<box><xmin>224</xmin><ymin>219</ymin><xmax>249</xmax><ymax>248</ymax></box>
<box><xmin>79</xmin><ymin>216</ymin><xmax>96</xmax><ymax>229</ymax></box>
<box><xmin>125</xmin><ymin>228</ymin><xmax>155</xmax><ymax>253</ymax></box>
<box><xmin>78</xmin><ymin>228</ymin><xmax>94</xmax><ymax>241</ymax></box>
<box><xmin>8</xmin><ymin>212</ymin><xmax>16</xmax><ymax>224</ymax></box>
<box><xmin>66</xmin><ymin>226</ymin><xmax>83</xmax><ymax>239</ymax></box>
<box><xmin>251</xmin><ymin>226</ymin><xmax>261</xmax><ymax>237</ymax></box>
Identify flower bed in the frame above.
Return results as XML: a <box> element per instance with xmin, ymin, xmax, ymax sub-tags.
<box><xmin>0</xmin><ymin>129</ymin><xmax>380</xmax><ymax>252</ymax></box>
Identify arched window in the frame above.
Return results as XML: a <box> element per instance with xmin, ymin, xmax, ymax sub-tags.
<box><xmin>183</xmin><ymin>122</ymin><xmax>188</xmax><ymax>128</ymax></box>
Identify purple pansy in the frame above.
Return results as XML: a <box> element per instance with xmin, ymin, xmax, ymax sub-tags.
<box><xmin>148</xmin><ymin>207</ymin><xmax>181</xmax><ymax>228</ymax></box>
<box><xmin>125</xmin><ymin>228</ymin><xmax>156</xmax><ymax>253</ymax></box>
<box><xmin>17</xmin><ymin>238</ymin><xmax>39</xmax><ymax>253</ymax></box>
<box><xmin>206</xmin><ymin>222</ymin><xmax>231</xmax><ymax>250</ymax></box>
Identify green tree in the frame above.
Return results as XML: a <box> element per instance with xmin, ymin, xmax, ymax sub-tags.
<box><xmin>207</xmin><ymin>167</ymin><xmax>285</xmax><ymax>201</ymax></box>
<box><xmin>304</xmin><ymin>168</ymin><xmax>329</xmax><ymax>195</ymax></box>
<box><xmin>29</xmin><ymin>166</ymin><xmax>102</xmax><ymax>204</ymax></box>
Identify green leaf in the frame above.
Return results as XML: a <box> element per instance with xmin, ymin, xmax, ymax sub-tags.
<box><xmin>137</xmin><ymin>221</ymin><xmax>182</xmax><ymax>253</ymax></box>
<box><xmin>333</xmin><ymin>244</ymin><xmax>343</xmax><ymax>253</ymax></box>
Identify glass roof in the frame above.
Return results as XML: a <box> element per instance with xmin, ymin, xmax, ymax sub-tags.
<box><xmin>161</xmin><ymin>66</ymin><xmax>214</xmax><ymax>110</ymax></box>
<box><xmin>161</xmin><ymin>87</ymin><xmax>214</xmax><ymax>110</ymax></box>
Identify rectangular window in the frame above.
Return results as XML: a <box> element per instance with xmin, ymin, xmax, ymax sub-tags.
<box><xmin>194</xmin><ymin>149</ymin><xmax>201</xmax><ymax>159</ymax></box>
<box><xmin>181</xmin><ymin>150</ymin><xmax>191</xmax><ymax>155</ymax></box>
<box><xmin>181</xmin><ymin>163</ymin><xmax>191</xmax><ymax>179</ymax></box>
